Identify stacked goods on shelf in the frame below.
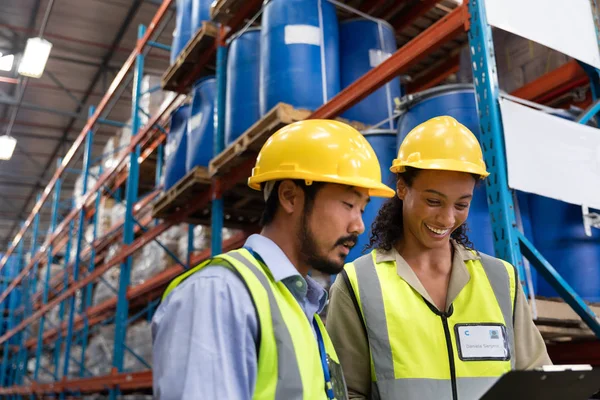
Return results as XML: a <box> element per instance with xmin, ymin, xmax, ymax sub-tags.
<box><xmin>46</xmin><ymin>291</ymin><xmax>83</xmax><ymax>334</ymax></box>
<box><xmin>171</xmin><ymin>0</ymin><xmax>193</xmax><ymax>64</ymax></box>
<box><xmin>163</xmin><ymin>104</ymin><xmax>190</xmax><ymax>190</ymax></box>
<box><xmin>132</xmin><ymin>224</ymin><xmax>186</xmax><ymax>285</ymax></box>
<box><xmin>85</xmin><ymin>321</ymin><xmax>153</xmax><ymax>375</ymax></box>
<box><xmin>176</xmin><ymin>224</ymin><xmax>210</xmax><ymax>262</ymax></box>
<box><xmin>457</xmin><ymin>29</ymin><xmax>571</xmax><ymax>93</ymax></box>
<box><xmin>112</xmin><ymin>202</ymin><xmax>126</xmax><ymax>226</ymax></box>
<box><xmin>97</xmin><ymin>197</ymin><xmax>115</xmax><ymax>238</ymax></box>
<box><xmin>26</xmin><ymin>345</ymin><xmax>83</xmax><ymax>383</ymax></box>
<box><xmin>225</xmin><ymin>28</ymin><xmax>261</xmax><ymax>145</ymax></box>
<box><xmin>171</xmin><ymin>0</ymin><xmax>212</xmax><ymax>64</ymax></box>
<box><xmin>92</xmin><ymin>245</ymin><xmax>143</xmax><ymax>307</ymax></box>
<box><xmin>101</xmin><ymin>136</ymin><xmax>117</xmax><ymax>171</ymax></box>
<box><xmin>59</xmin><ymin>344</ymin><xmax>84</xmax><ymax>379</ymax></box>
<box><xmin>186</xmin><ymin>77</ymin><xmax>216</xmax><ymax>171</ymax></box>
<box><xmin>140</xmin><ymin>75</ymin><xmax>169</xmax><ymax>123</ymax></box>
<box><xmin>117</xmin><ymin>119</ymin><xmax>133</xmax><ymax>168</ymax></box>
<box><xmin>74</xmin><ymin>166</ymin><xmax>101</xmax><ymax>207</ymax></box>
<box><xmin>339</xmin><ymin>18</ymin><xmax>402</xmax><ymax>128</ymax></box>
<box><xmin>92</xmin><ymin>245</ymin><xmax>119</xmax><ymax>307</ymax></box>
<box><xmin>260</xmin><ymin>0</ymin><xmax>340</xmax><ymax>114</ymax></box>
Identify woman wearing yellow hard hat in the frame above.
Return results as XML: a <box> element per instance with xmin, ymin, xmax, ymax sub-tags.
<box><xmin>326</xmin><ymin>116</ymin><xmax>551</xmax><ymax>400</ymax></box>
<box><xmin>154</xmin><ymin>119</ymin><xmax>394</xmax><ymax>400</ymax></box>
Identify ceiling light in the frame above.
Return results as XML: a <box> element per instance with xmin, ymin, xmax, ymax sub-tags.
<box><xmin>0</xmin><ymin>135</ymin><xmax>17</xmax><ymax>160</ymax></box>
<box><xmin>18</xmin><ymin>37</ymin><xmax>52</xmax><ymax>78</ymax></box>
<box><xmin>0</xmin><ymin>53</ymin><xmax>14</xmax><ymax>72</ymax></box>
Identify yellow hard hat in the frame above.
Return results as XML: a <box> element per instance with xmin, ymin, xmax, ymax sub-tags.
<box><xmin>390</xmin><ymin>116</ymin><xmax>489</xmax><ymax>179</ymax></box>
<box><xmin>248</xmin><ymin>119</ymin><xmax>395</xmax><ymax>198</ymax></box>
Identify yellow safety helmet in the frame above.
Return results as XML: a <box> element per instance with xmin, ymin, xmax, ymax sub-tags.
<box><xmin>390</xmin><ymin>116</ymin><xmax>489</xmax><ymax>179</ymax></box>
<box><xmin>248</xmin><ymin>119</ymin><xmax>395</xmax><ymax>198</ymax></box>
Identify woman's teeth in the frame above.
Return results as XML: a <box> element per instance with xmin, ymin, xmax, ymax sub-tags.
<box><xmin>425</xmin><ymin>224</ymin><xmax>449</xmax><ymax>235</ymax></box>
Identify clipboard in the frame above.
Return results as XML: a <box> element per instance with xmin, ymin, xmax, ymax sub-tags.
<box><xmin>480</xmin><ymin>365</ymin><xmax>600</xmax><ymax>400</ymax></box>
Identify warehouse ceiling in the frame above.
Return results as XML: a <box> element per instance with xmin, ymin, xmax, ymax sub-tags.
<box><xmin>0</xmin><ymin>0</ymin><xmax>465</xmax><ymax>251</ymax></box>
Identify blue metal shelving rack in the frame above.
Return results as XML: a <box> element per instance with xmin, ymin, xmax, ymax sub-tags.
<box><xmin>468</xmin><ymin>0</ymin><xmax>600</xmax><ymax>337</ymax></box>
<box><xmin>0</xmin><ymin>0</ymin><xmax>599</xmax><ymax>397</ymax></box>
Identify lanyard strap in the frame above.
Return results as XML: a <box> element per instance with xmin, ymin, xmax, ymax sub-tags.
<box><xmin>313</xmin><ymin>318</ymin><xmax>336</xmax><ymax>400</ymax></box>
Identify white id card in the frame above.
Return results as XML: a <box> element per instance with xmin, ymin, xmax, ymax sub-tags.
<box><xmin>455</xmin><ymin>324</ymin><xmax>510</xmax><ymax>361</ymax></box>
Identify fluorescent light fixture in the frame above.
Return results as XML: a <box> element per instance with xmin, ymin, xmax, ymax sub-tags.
<box><xmin>0</xmin><ymin>135</ymin><xmax>17</xmax><ymax>160</ymax></box>
<box><xmin>0</xmin><ymin>53</ymin><xmax>14</xmax><ymax>72</ymax></box>
<box><xmin>18</xmin><ymin>37</ymin><xmax>52</xmax><ymax>78</ymax></box>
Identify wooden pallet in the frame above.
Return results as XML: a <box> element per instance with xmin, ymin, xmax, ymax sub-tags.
<box><xmin>210</xmin><ymin>0</ymin><xmax>261</xmax><ymax>25</ymax></box>
<box><xmin>151</xmin><ymin>166</ymin><xmax>264</xmax><ymax>228</ymax></box>
<box><xmin>534</xmin><ymin>298</ymin><xmax>600</xmax><ymax>342</ymax></box>
<box><xmin>161</xmin><ymin>22</ymin><xmax>218</xmax><ymax>93</ymax></box>
<box><xmin>209</xmin><ymin>102</ymin><xmax>367</xmax><ymax>177</ymax></box>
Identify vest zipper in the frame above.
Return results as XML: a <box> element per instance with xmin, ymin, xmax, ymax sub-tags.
<box><xmin>441</xmin><ymin>315</ymin><xmax>458</xmax><ymax>400</ymax></box>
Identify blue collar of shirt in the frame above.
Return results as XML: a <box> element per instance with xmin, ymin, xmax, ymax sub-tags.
<box><xmin>244</xmin><ymin>234</ymin><xmax>328</xmax><ymax>313</ymax></box>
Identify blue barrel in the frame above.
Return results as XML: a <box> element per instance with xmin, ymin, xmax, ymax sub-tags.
<box><xmin>396</xmin><ymin>85</ymin><xmax>532</xmax><ymax>259</ymax></box>
<box><xmin>171</xmin><ymin>0</ymin><xmax>193</xmax><ymax>64</ymax></box>
<box><xmin>530</xmin><ymin>194</ymin><xmax>600</xmax><ymax>302</ymax></box>
<box><xmin>164</xmin><ymin>104</ymin><xmax>190</xmax><ymax>190</ymax></box>
<box><xmin>260</xmin><ymin>0</ymin><xmax>340</xmax><ymax>114</ymax></box>
<box><xmin>347</xmin><ymin>132</ymin><xmax>397</xmax><ymax>263</ymax></box>
<box><xmin>226</xmin><ymin>28</ymin><xmax>261</xmax><ymax>145</ymax></box>
<box><xmin>186</xmin><ymin>77</ymin><xmax>216</xmax><ymax>171</ymax></box>
<box><xmin>190</xmin><ymin>0</ymin><xmax>211</xmax><ymax>37</ymax></box>
<box><xmin>339</xmin><ymin>19</ymin><xmax>401</xmax><ymax>129</ymax></box>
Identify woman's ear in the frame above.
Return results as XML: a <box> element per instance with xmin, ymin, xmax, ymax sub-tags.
<box><xmin>396</xmin><ymin>178</ymin><xmax>407</xmax><ymax>200</ymax></box>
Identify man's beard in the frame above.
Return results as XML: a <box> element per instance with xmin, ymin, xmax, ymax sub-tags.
<box><xmin>297</xmin><ymin>210</ymin><xmax>358</xmax><ymax>275</ymax></box>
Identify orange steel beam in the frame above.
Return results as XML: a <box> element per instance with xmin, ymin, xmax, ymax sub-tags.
<box><xmin>309</xmin><ymin>4</ymin><xmax>468</xmax><ymax>120</ymax></box>
<box><xmin>391</xmin><ymin>0</ymin><xmax>441</xmax><ymax>33</ymax></box>
<box><xmin>0</xmin><ymin>0</ymin><xmax>175</xmax><ymax>277</ymax></box>
<box><xmin>511</xmin><ymin>60</ymin><xmax>588</xmax><ymax>102</ymax></box>
<box><xmin>406</xmin><ymin>53</ymin><xmax>461</xmax><ymax>93</ymax></box>
<box><xmin>0</xmin><ymin>370</ymin><xmax>153</xmax><ymax>395</ymax></box>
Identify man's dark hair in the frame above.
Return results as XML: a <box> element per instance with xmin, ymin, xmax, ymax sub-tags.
<box><xmin>260</xmin><ymin>180</ymin><xmax>326</xmax><ymax>226</ymax></box>
<box><xmin>367</xmin><ymin>167</ymin><xmax>474</xmax><ymax>251</ymax></box>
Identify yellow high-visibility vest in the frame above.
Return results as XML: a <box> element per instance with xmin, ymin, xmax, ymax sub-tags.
<box><xmin>344</xmin><ymin>250</ymin><xmax>517</xmax><ymax>400</ymax></box>
<box><xmin>163</xmin><ymin>248</ymin><xmax>345</xmax><ymax>400</ymax></box>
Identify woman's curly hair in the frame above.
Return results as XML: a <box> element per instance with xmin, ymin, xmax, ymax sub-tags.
<box><xmin>367</xmin><ymin>167</ymin><xmax>474</xmax><ymax>252</ymax></box>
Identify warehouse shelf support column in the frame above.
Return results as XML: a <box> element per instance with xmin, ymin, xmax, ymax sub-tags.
<box><xmin>14</xmin><ymin>235</ymin><xmax>27</xmax><ymax>389</ymax></box>
<box><xmin>467</xmin><ymin>0</ymin><xmax>600</xmax><ymax>338</ymax></box>
<box><xmin>60</xmin><ymin>113</ymin><xmax>94</xmax><ymax>400</ymax></box>
<box><xmin>80</xmin><ymin>109</ymin><xmax>100</xmax><ymax>378</ymax></box>
<box><xmin>467</xmin><ymin>0</ymin><xmax>527</xmax><ymax>292</ymax></box>
<box><xmin>211</xmin><ymin>27</ymin><xmax>227</xmax><ymax>256</ymax></box>
<box><xmin>53</xmin><ymin>218</ymin><xmax>74</xmax><ymax>383</ymax></box>
<box><xmin>33</xmin><ymin>165</ymin><xmax>62</xmax><ymax>383</ymax></box>
<box><xmin>110</xmin><ymin>24</ymin><xmax>145</xmax><ymax>400</ymax></box>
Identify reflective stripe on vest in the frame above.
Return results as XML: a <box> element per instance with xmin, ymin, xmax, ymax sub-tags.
<box><xmin>162</xmin><ymin>248</ymin><xmax>337</xmax><ymax>400</ymax></box>
<box><xmin>346</xmin><ymin>250</ymin><xmax>516</xmax><ymax>400</ymax></box>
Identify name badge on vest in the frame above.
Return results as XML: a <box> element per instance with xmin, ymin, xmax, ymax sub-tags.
<box><xmin>455</xmin><ymin>324</ymin><xmax>511</xmax><ymax>361</ymax></box>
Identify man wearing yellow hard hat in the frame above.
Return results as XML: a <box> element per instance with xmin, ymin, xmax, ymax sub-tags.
<box><xmin>152</xmin><ymin>119</ymin><xmax>395</xmax><ymax>399</ymax></box>
<box><xmin>326</xmin><ymin>116</ymin><xmax>551</xmax><ymax>400</ymax></box>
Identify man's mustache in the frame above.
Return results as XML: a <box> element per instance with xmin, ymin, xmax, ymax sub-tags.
<box><xmin>334</xmin><ymin>234</ymin><xmax>359</xmax><ymax>249</ymax></box>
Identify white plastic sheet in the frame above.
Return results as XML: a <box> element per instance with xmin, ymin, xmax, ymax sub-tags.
<box><xmin>500</xmin><ymin>98</ymin><xmax>600</xmax><ymax>209</ymax></box>
<box><xmin>485</xmin><ymin>0</ymin><xmax>600</xmax><ymax>69</ymax></box>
